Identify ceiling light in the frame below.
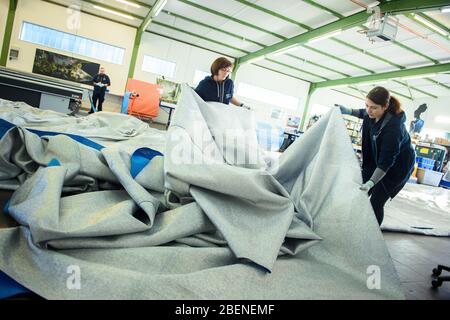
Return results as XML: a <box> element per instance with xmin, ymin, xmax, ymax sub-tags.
<box><xmin>273</xmin><ymin>45</ymin><xmax>299</xmax><ymax>57</ymax></box>
<box><xmin>441</xmin><ymin>7</ymin><xmax>450</xmax><ymax>13</ymax></box>
<box><xmin>402</xmin><ymin>73</ymin><xmax>437</xmax><ymax>81</ymax></box>
<box><xmin>93</xmin><ymin>5</ymin><xmax>135</xmax><ymax>20</ymax></box>
<box><xmin>307</xmin><ymin>30</ymin><xmax>342</xmax><ymax>44</ymax></box>
<box><xmin>245</xmin><ymin>56</ymin><xmax>266</xmax><ymax>64</ymax></box>
<box><xmin>358</xmin><ymin>80</ymin><xmax>387</xmax><ymax>87</ymax></box>
<box><xmin>116</xmin><ymin>0</ymin><xmax>141</xmax><ymax>8</ymax></box>
<box><xmin>412</xmin><ymin>14</ymin><xmax>448</xmax><ymax>36</ymax></box>
<box><xmin>152</xmin><ymin>0</ymin><xmax>168</xmax><ymax>17</ymax></box>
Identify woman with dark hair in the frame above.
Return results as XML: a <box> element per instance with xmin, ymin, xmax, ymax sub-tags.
<box><xmin>337</xmin><ymin>86</ymin><xmax>416</xmax><ymax>225</ymax></box>
<box><xmin>195</xmin><ymin>57</ymin><xmax>250</xmax><ymax>109</ymax></box>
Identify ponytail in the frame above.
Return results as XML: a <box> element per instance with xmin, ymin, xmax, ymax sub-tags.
<box><xmin>387</xmin><ymin>95</ymin><xmax>402</xmax><ymax>115</ymax></box>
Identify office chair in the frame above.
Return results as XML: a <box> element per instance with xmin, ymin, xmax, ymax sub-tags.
<box><xmin>431</xmin><ymin>265</ymin><xmax>450</xmax><ymax>288</ymax></box>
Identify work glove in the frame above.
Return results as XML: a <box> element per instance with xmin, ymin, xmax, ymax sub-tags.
<box><xmin>240</xmin><ymin>103</ymin><xmax>251</xmax><ymax>110</ymax></box>
<box><xmin>359</xmin><ymin>180</ymin><xmax>375</xmax><ymax>192</ymax></box>
<box><xmin>334</xmin><ymin>104</ymin><xmax>352</xmax><ymax>115</ymax></box>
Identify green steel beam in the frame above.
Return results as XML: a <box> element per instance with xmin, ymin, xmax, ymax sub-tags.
<box><xmin>426</xmin><ymin>77</ymin><xmax>450</xmax><ymax>91</ymax></box>
<box><xmin>332</xmin><ymin>89</ymin><xmax>365</xmax><ymax>101</ymax></box>
<box><xmin>239</xmin><ymin>0</ymin><xmax>450</xmax><ymax>64</ymax></box>
<box><xmin>314</xmin><ymin>63</ymin><xmax>450</xmax><ymax>89</ymax></box>
<box><xmin>0</xmin><ymin>0</ymin><xmax>18</xmax><ymax>67</ymax></box>
<box><xmin>300</xmin><ymin>84</ymin><xmax>316</xmax><ymax>131</ymax></box>
<box><xmin>302</xmin><ymin>0</ymin><xmax>344</xmax><ymax>19</ymax></box>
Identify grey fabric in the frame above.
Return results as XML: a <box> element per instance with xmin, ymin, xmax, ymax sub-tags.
<box><xmin>0</xmin><ymin>89</ymin><xmax>404</xmax><ymax>299</ymax></box>
<box><xmin>382</xmin><ymin>183</ymin><xmax>450</xmax><ymax>236</ymax></box>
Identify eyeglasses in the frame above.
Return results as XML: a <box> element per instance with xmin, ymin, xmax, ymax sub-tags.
<box><xmin>221</xmin><ymin>68</ymin><xmax>232</xmax><ymax>73</ymax></box>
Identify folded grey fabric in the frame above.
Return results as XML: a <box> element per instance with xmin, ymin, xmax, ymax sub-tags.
<box><xmin>0</xmin><ymin>88</ymin><xmax>404</xmax><ymax>299</ymax></box>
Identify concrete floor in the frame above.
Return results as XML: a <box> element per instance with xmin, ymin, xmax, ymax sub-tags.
<box><xmin>0</xmin><ymin>188</ymin><xmax>449</xmax><ymax>300</ymax></box>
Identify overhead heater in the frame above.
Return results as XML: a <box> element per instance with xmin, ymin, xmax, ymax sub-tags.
<box><xmin>365</xmin><ymin>5</ymin><xmax>399</xmax><ymax>42</ymax></box>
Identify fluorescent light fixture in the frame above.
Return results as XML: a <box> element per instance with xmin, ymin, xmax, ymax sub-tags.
<box><xmin>402</xmin><ymin>73</ymin><xmax>437</xmax><ymax>81</ymax></box>
<box><xmin>273</xmin><ymin>45</ymin><xmax>299</xmax><ymax>57</ymax></box>
<box><xmin>358</xmin><ymin>80</ymin><xmax>387</xmax><ymax>87</ymax></box>
<box><xmin>116</xmin><ymin>0</ymin><xmax>141</xmax><ymax>8</ymax></box>
<box><xmin>331</xmin><ymin>84</ymin><xmax>348</xmax><ymax>88</ymax></box>
<box><xmin>435</xmin><ymin>116</ymin><xmax>450</xmax><ymax>124</ymax></box>
<box><xmin>412</xmin><ymin>14</ymin><xmax>448</xmax><ymax>36</ymax></box>
<box><xmin>441</xmin><ymin>7</ymin><xmax>450</xmax><ymax>13</ymax></box>
<box><xmin>93</xmin><ymin>5</ymin><xmax>135</xmax><ymax>20</ymax></box>
<box><xmin>152</xmin><ymin>0</ymin><xmax>168</xmax><ymax>17</ymax></box>
<box><xmin>245</xmin><ymin>56</ymin><xmax>266</xmax><ymax>64</ymax></box>
<box><xmin>307</xmin><ymin>29</ymin><xmax>342</xmax><ymax>44</ymax></box>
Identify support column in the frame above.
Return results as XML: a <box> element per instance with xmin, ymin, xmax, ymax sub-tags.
<box><xmin>127</xmin><ymin>29</ymin><xmax>143</xmax><ymax>79</ymax></box>
<box><xmin>0</xmin><ymin>0</ymin><xmax>18</xmax><ymax>67</ymax></box>
<box><xmin>299</xmin><ymin>84</ymin><xmax>316</xmax><ymax>131</ymax></box>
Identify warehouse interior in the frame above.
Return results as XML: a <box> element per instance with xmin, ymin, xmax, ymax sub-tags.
<box><xmin>0</xmin><ymin>0</ymin><xmax>449</xmax><ymax>301</ymax></box>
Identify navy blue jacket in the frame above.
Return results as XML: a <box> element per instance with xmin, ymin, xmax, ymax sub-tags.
<box><xmin>195</xmin><ymin>76</ymin><xmax>234</xmax><ymax>104</ymax></box>
<box><xmin>356</xmin><ymin>109</ymin><xmax>415</xmax><ymax>198</ymax></box>
<box><xmin>92</xmin><ymin>74</ymin><xmax>111</xmax><ymax>97</ymax></box>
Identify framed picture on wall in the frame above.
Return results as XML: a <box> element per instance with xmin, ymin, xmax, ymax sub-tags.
<box><xmin>156</xmin><ymin>77</ymin><xmax>181</xmax><ymax>103</ymax></box>
<box><xmin>32</xmin><ymin>49</ymin><xmax>100</xmax><ymax>84</ymax></box>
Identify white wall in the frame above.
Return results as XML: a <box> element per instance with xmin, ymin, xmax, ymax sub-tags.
<box><xmin>233</xmin><ymin>63</ymin><xmax>310</xmax><ymax>128</ymax></box>
<box><xmin>6</xmin><ymin>0</ymin><xmax>136</xmax><ymax>95</ymax></box>
<box><xmin>0</xmin><ymin>0</ymin><xmax>9</xmax><ymax>48</ymax></box>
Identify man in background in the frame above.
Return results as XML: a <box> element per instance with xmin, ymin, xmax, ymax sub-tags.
<box><xmin>89</xmin><ymin>66</ymin><xmax>111</xmax><ymax>114</ymax></box>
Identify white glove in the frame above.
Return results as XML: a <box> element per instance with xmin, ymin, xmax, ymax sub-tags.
<box><xmin>241</xmin><ymin>104</ymin><xmax>251</xmax><ymax>110</ymax></box>
<box><xmin>359</xmin><ymin>180</ymin><xmax>375</xmax><ymax>192</ymax></box>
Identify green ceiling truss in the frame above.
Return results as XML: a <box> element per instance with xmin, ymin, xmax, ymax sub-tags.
<box><xmin>313</xmin><ymin>63</ymin><xmax>450</xmax><ymax>89</ymax></box>
<box><xmin>38</xmin><ymin>0</ymin><xmax>450</xmax><ymax>103</ymax></box>
<box><xmin>75</xmin><ymin>0</ymin><xmax>449</xmax><ymax>94</ymax></box>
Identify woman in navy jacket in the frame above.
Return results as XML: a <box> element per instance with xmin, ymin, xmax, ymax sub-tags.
<box><xmin>339</xmin><ymin>86</ymin><xmax>415</xmax><ymax>225</ymax></box>
<box><xmin>195</xmin><ymin>57</ymin><xmax>250</xmax><ymax>109</ymax></box>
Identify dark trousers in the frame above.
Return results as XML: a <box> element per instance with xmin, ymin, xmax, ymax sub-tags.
<box><xmin>368</xmin><ymin>183</ymin><xmax>390</xmax><ymax>226</ymax></box>
<box><xmin>92</xmin><ymin>93</ymin><xmax>105</xmax><ymax>112</ymax></box>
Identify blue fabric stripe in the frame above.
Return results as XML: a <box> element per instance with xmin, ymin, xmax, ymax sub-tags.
<box><xmin>130</xmin><ymin>147</ymin><xmax>163</xmax><ymax>179</ymax></box>
<box><xmin>0</xmin><ymin>271</ymin><xmax>31</xmax><ymax>299</ymax></box>
<box><xmin>0</xmin><ymin>117</ymin><xmax>105</xmax><ymax>151</ymax></box>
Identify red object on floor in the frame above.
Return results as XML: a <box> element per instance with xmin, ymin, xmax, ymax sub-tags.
<box><xmin>125</xmin><ymin>78</ymin><xmax>160</xmax><ymax>119</ymax></box>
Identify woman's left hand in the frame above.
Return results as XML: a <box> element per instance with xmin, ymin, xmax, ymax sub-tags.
<box><xmin>359</xmin><ymin>180</ymin><xmax>375</xmax><ymax>192</ymax></box>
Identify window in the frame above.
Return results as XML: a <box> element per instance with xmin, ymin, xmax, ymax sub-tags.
<box><xmin>193</xmin><ymin>70</ymin><xmax>210</xmax><ymax>86</ymax></box>
<box><xmin>19</xmin><ymin>22</ymin><xmax>125</xmax><ymax>64</ymax></box>
<box><xmin>142</xmin><ymin>55</ymin><xmax>176</xmax><ymax>78</ymax></box>
<box><xmin>236</xmin><ymin>83</ymin><xmax>299</xmax><ymax>110</ymax></box>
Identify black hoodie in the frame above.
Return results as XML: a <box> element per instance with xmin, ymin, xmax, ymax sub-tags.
<box><xmin>195</xmin><ymin>76</ymin><xmax>234</xmax><ymax>104</ymax></box>
<box><xmin>357</xmin><ymin>109</ymin><xmax>416</xmax><ymax>198</ymax></box>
